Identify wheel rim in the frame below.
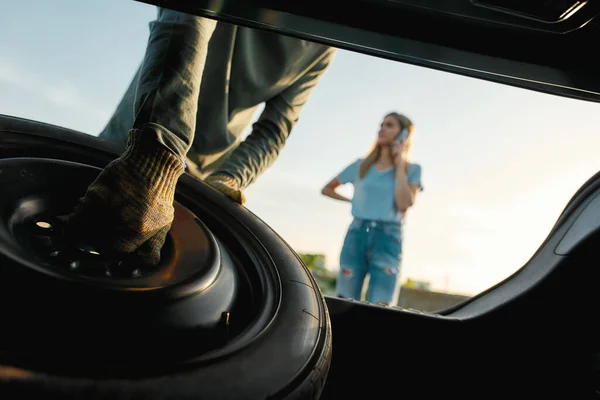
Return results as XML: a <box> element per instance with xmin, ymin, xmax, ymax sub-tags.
<box><xmin>0</xmin><ymin>157</ymin><xmax>281</xmax><ymax>379</ymax></box>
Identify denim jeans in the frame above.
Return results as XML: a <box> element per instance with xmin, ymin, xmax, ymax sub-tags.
<box><xmin>336</xmin><ymin>219</ymin><xmax>403</xmax><ymax>305</ymax></box>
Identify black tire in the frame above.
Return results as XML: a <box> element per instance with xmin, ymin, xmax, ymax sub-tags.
<box><xmin>0</xmin><ymin>114</ymin><xmax>332</xmax><ymax>400</ymax></box>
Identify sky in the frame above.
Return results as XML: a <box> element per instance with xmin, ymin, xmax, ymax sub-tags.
<box><xmin>1</xmin><ymin>0</ymin><xmax>599</xmax><ymax>296</ymax></box>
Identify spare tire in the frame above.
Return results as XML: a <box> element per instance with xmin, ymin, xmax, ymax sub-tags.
<box><xmin>0</xmin><ymin>114</ymin><xmax>332</xmax><ymax>400</ymax></box>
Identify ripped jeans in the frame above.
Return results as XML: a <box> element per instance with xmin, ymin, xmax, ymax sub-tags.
<box><xmin>336</xmin><ymin>219</ymin><xmax>403</xmax><ymax>305</ymax></box>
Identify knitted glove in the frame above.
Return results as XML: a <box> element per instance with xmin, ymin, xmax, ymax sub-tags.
<box><xmin>204</xmin><ymin>174</ymin><xmax>246</xmax><ymax>205</ymax></box>
<box><xmin>66</xmin><ymin>129</ymin><xmax>185</xmax><ymax>267</ymax></box>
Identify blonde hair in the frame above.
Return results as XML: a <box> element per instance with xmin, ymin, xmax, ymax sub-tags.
<box><xmin>358</xmin><ymin>112</ymin><xmax>415</xmax><ymax>179</ymax></box>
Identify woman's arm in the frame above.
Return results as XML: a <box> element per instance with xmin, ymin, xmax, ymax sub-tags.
<box><xmin>321</xmin><ymin>177</ymin><xmax>351</xmax><ymax>202</ymax></box>
<box><xmin>394</xmin><ymin>168</ymin><xmax>420</xmax><ymax>213</ymax></box>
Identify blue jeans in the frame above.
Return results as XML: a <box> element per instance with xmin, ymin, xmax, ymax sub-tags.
<box><xmin>336</xmin><ymin>219</ymin><xmax>403</xmax><ymax>305</ymax></box>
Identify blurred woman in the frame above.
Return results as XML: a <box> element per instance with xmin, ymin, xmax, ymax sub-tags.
<box><xmin>321</xmin><ymin>112</ymin><xmax>423</xmax><ymax>305</ymax></box>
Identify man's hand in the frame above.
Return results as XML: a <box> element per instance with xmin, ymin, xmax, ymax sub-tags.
<box><xmin>66</xmin><ymin>129</ymin><xmax>185</xmax><ymax>267</ymax></box>
<box><xmin>204</xmin><ymin>174</ymin><xmax>246</xmax><ymax>205</ymax></box>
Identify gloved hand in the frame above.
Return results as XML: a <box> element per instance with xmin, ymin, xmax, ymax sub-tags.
<box><xmin>204</xmin><ymin>174</ymin><xmax>246</xmax><ymax>205</ymax></box>
<box><xmin>66</xmin><ymin>129</ymin><xmax>185</xmax><ymax>267</ymax></box>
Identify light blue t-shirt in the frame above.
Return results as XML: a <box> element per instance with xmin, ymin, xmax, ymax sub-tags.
<box><xmin>337</xmin><ymin>159</ymin><xmax>424</xmax><ymax>222</ymax></box>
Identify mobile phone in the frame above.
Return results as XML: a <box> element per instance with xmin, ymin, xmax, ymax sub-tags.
<box><xmin>395</xmin><ymin>128</ymin><xmax>409</xmax><ymax>144</ymax></box>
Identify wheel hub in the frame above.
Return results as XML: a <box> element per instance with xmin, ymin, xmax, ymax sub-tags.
<box><xmin>0</xmin><ymin>157</ymin><xmax>250</xmax><ymax>376</ymax></box>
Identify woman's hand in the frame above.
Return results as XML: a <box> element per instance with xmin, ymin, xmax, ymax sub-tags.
<box><xmin>391</xmin><ymin>142</ymin><xmax>405</xmax><ymax>168</ymax></box>
<box><xmin>321</xmin><ymin>178</ymin><xmax>352</xmax><ymax>202</ymax></box>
